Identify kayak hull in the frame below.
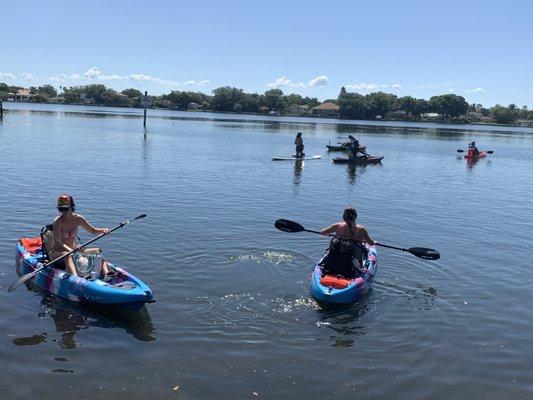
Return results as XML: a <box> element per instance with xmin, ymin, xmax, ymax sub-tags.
<box><xmin>310</xmin><ymin>246</ymin><xmax>378</xmax><ymax>304</ymax></box>
<box><xmin>326</xmin><ymin>145</ymin><xmax>349</xmax><ymax>151</ymax></box>
<box><xmin>272</xmin><ymin>155</ymin><xmax>321</xmax><ymax>161</ymax></box>
<box><xmin>326</xmin><ymin>145</ymin><xmax>366</xmax><ymax>152</ymax></box>
<box><xmin>15</xmin><ymin>239</ymin><xmax>153</xmax><ymax>310</ymax></box>
<box><xmin>332</xmin><ymin>156</ymin><xmax>384</xmax><ymax>165</ymax></box>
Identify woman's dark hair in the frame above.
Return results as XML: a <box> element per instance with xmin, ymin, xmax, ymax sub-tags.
<box><xmin>343</xmin><ymin>207</ymin><xmax>357</xmax><ymax>236</ymax></box>
<box><xmin>296</xmin><ymin>132</ymin><xmax>302</xmax><ymax>138</ymax></box>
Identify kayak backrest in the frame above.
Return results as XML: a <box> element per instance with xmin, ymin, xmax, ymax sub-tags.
<box><xmin>19</xmin><ymin>237</ymin><xmax>42</xmax><ymax>255</ymax></box>
<box><xmin>319</xmin><ymin>238</ymin><xmax>357</xmax><ymax>278</ymax></box>
<box><xmin>40</xmin><ymin>224</ymin><xmax>54</xmax><ymax>261</ymax></box>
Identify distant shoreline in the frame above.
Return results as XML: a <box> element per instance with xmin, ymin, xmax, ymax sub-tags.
<box><xmin>3</xmin><ymin>100</ymin><xmax>532</xmax><ymax>130</ymax></box>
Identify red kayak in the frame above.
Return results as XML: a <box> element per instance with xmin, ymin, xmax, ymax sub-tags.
<box><xmin>464</xmin><ymin>151</ymin><xmax>487</xmax><ymax>159</ymax></box>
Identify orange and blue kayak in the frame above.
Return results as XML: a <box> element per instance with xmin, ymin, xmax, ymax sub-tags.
<box><xmin>310</xmin><ymin>245</ymin><xmax>378</xmax><ymax>304</ymax></box>
<box><xmin>15</xmin><ymin>236</ymin><xmax>153</xmax><ymax>310</ymax></box>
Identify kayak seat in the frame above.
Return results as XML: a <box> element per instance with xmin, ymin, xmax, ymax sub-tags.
<box><xmin>320</xmin><ymin>274</ymin><xmax>352</xmax><ymax>289</ymax></box>
<box><xmin>40</xmin><ymin>224</ymin><xmax>54</xmax><ymax>262</ymax></box>
<box><xmin>19</xmin><ymin>237</ymin><xmax>43</xmax><ymax>255</ymax></box>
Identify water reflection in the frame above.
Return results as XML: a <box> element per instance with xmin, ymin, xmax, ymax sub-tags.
<box><xmin>293</xmin><ymin>160</ymin><xmax>303</xmax><ymax>186</ymax></box>
<box><xmin>316</xmin><ymin>296</ymin><xmax>373</xmax><ymax>348</ymax></box>
<box><xmin>12</xmin><ymin>295</ymin><xmax>155</xmax><ymax>349</ymax></box>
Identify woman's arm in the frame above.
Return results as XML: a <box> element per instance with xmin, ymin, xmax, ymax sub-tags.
<box><xmin>358</xmin><ymin>225</ymin><xmax>376</xmax><ymax>245</ymax></box>
<box><xmin>78</xmin><ymin>215</ymin><xmax>109</xmax><ymax>236</ymax></box>
<box><xmin>321</xmin><ymin>223</ymin><xmax>338</xmax><ymax>236</ymax></box>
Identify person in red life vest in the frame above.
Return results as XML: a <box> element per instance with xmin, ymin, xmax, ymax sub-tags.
<box><xmin>468</xmin><ymin>141</ymin><xmax>480</xmax><ymax>156</ymax></box>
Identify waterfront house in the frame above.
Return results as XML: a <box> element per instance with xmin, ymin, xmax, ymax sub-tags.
<box><xmin>7</xmin><ymin>88</ymin><xmax>33</xmax><ymax>102</ymax></box>
<box><xmin>311</xmin><ymin>102</ymin><xmax>340</xmax><ymax>117</ymax></box>
<box><xmin>287</xmin><ymin>104</ymin><xmax>308</xmax><ymax>115</ymax></box>
<box><xmin>421</xmin><ymin>112</ymin><xmax>441</xmax><ymax>120</ymax></box>
<box><xmin>188</xmin><ymin>102</ymin><xmax>201</xmax><ymax>110</ymax></box>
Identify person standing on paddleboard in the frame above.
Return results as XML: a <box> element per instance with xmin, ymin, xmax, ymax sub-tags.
<box><xmin>294</xmin><ymin>132</ymin><xmax>304</xmax><ymax>158</ymax></box>
<box><xmin>48</xmin><ymin>194</ymin><xmax>111</xmax><ymax>277</ymax></box>
<box><xmin>320</xmin><ymin>207</ymin><xmax>376</xmax><ymax>273</ymax></box>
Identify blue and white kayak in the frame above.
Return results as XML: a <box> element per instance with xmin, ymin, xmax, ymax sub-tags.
<box><xmin>15</xmin><ymin>237</ymin><xmax>153</xmax><ymax>310</ymax></box>
<box><xmin>310</xmin><ymin>245</ymin><xmax>378</xmax><ymax>304</ymax></box>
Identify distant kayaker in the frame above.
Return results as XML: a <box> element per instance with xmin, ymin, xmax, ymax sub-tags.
<box><xmin>48</xmin><ymin>194</ymin><xmax>111</xmax><ymax>277</ymax></box>
<box><xmin>347</xmin><ymin>135</ymin><xmax>368</xmax><ymax>159</ymax></box>
<box><xmin>294</xmin><ymin>132</ymin><xmax>305</xmax><ymax>158</ymax></box>
<box><xmin>320</xmin><ymin>207</ymin><xmax>376</xmax><ymax>273</ymax></box>
<box><xmin>468</xmin><ymin>141</ymin><xmax>480</xmax><ymax>156</ymax></box>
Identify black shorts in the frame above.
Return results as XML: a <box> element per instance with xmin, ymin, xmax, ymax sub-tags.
<box><xmin>49</xmin><ymin>258</ymin><xmax>67</xmax><ymax>270</ymax></box>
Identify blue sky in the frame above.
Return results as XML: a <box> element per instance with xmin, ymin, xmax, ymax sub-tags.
<box><xmin>1</xmin><ymin>0</ymin><xmax>532</xmax><ymax>106</ymax></box>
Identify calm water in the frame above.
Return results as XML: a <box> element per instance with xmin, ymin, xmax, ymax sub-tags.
<box><xmin>1</xmin><ymin>103</ymin><xmax>532</xmax><ymax>399</ymax></box>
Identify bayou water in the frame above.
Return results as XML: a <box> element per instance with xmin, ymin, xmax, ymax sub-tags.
<box><xmin>0</xmin><ymin>103</ymin><xmax>532</xmax><ymax>399</ymax></box>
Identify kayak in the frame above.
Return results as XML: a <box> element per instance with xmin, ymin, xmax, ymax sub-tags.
<box><xmin>464</xmin><ymin>151</ymin><xmax>487</xmax><ymax>159</ymax></box>
<box><xmin>15</xmin><ymin>236</ymin><xmax>153</xmax><ymax>310</ymax></box>
<box><xmin>326</xmin><ymin>144</ymin><xmax>366</xmax><ymax>152</ymax></box>
<box><xmin>272</xmin><ymin>155</ymin><xmax>321</xmax><ymax>161</ymax></box>
<box><xmin>332</xmin><ymin>156</ymin><xmax>384</xmax><ymax>165</ymax></box>
<box><xmin>310</xmin><ymin>245</ymin><xmax>378</xmax><ymax>304</ymax></box>
<box><xmin>326</xmin><ymin>145</ymin><xmax>349</xmax><ymax>151</ymax></box>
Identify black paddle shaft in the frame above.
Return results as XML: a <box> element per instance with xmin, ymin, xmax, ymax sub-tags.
<box><xmin>274</xmin><ymin>219</ymin><xmax>440</xmax><ymax>260</ymax></box>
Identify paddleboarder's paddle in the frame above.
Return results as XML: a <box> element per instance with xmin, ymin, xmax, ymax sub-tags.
<box><xmin>457</xmin><ymin>149</ymin><xmax>494</xmax><ymax>154</ymax></box>
<box><xmin>274</xmin><ymin>219</ymin><xmax>440</xmax><ymax>260</ymax></box>
<box><xmin>8</xmin><ymin>214</ymin><xmax>147</xmax><ymax>293</ymax></box>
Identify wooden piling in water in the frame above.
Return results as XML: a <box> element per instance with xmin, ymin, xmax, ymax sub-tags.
<box><xmin>143</xmin><ymin>91</ymin><xmax>147</xmax><ymax>128</ymax></box>
<box><xmin>0</xmin><ymin>101</ymin><xmax>3</xmax><ymax>120</ymax></box>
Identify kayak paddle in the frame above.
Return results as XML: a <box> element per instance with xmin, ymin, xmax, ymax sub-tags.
<box><xmin>8</xmin><ymin>213</ymin><xmax>147</xmax><ymax>293</ymax></box>
<box><xmin>274</xmin><ymin>219</ymin><xmax>440</xmax><ymax>260</ymax></box>
<box><xmin>457</xmin><ymin>149</ymin><xmax>494</xmax><ymax>154</ymax></box>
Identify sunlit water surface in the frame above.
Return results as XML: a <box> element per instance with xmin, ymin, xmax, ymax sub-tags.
<box><xmin>1</xmin><ymin>103</ymin><xmax>532</xmax><ymax>399</ymax></box>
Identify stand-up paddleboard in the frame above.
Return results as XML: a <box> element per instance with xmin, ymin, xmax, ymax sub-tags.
<box><xmin>272</xmin><ymin>155</ymin><xmax>322</xmax><ymax>161</ymax></box>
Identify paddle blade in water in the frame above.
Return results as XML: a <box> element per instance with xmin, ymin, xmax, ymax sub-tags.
<box><xmin>408</xmin><ymin>247</ymin><xmax>440</xmax><ymax>260</ymax></box>
<box><xmin>274</xmin><ymin>219</ymin><xmax>304</xmax><ymax>233</ymax></box>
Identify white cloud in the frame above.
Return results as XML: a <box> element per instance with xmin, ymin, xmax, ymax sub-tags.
<box><xmin>5</xmin><ymin>67</ymin><xmax>209</xmax><ymax>91</ymax></box>
<box><xmin>448</xmin><ymin>88</ymin><xmax>457</xmax><ymax>93</ymax></box>
<box><xmin>101</xmin><ymin>74</ymin><xmax>124</xmax><ymax>81</ymax></box>
<box><xmin>267</xmin><ymin>76</ymin><xmax>306</xmax><ymax>89</ymax></box>
<box><xmin>392</xmin><ymin>83</ymin><xmax>402</xmax><ymax>89</ymax></box>
<box><xmin>83</xmin><ymin>67</ymin><xmax>102</xmax><ymax>79</ymax></box>
<box><xmin>267</xmin><ymin>75</ymin><xmax>329</xmax><ymax>89</ymax></box>
<box><xmin>307</xmin><ymin>75</ymin><xmax>329</xmax><ymax>87</ymax></box>
<box><xmin>21</xmin><ymin>73</ymin><xmax>34</xmax><ymax>81</ymax></box>
<box><xmin>465</xmin><ymin>87</ymin><xmax>485</xmax><ymax>93</ymax></box>
<box><xmin>346</xmin><ymin>82</ymin><xmax>379</xmax><ymax>91</ymax></box>
<box><xmin>0</xmin><ymin>72</ymin><xmax>16</xmax><ymax>79</ymax></box>
<box><xmin>182</xmin><ymin>80</ymin><xmax>211</xmax><ymax>87</ymax></box>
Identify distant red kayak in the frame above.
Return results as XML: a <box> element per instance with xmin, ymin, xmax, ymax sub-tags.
<box><xmin>464</xmin><ymin>151</ymin><xmax>487</xmax><ymax>159</ymax></box>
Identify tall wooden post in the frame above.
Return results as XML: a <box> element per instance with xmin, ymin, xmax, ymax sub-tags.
<box><xmin>143</xmin><ymin>91</ymin><xmax>147</xmax><ymax>128</ymax></box>
<box><xmin>0</xmin><ymin>101</ymin><xmax>3</xmax><ymax>120</ymax></box>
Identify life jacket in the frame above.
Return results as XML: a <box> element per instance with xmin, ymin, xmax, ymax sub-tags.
<box><xmin>319</xmin><ymin>237</ymin><xmax>357</xmax><ymax>278</ymax></box>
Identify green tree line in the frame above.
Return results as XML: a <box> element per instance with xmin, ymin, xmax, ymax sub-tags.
<box><xmin>1</xmin><ymin>82</ymin><xmax>532</xmax><ymax>124</ymax></box>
